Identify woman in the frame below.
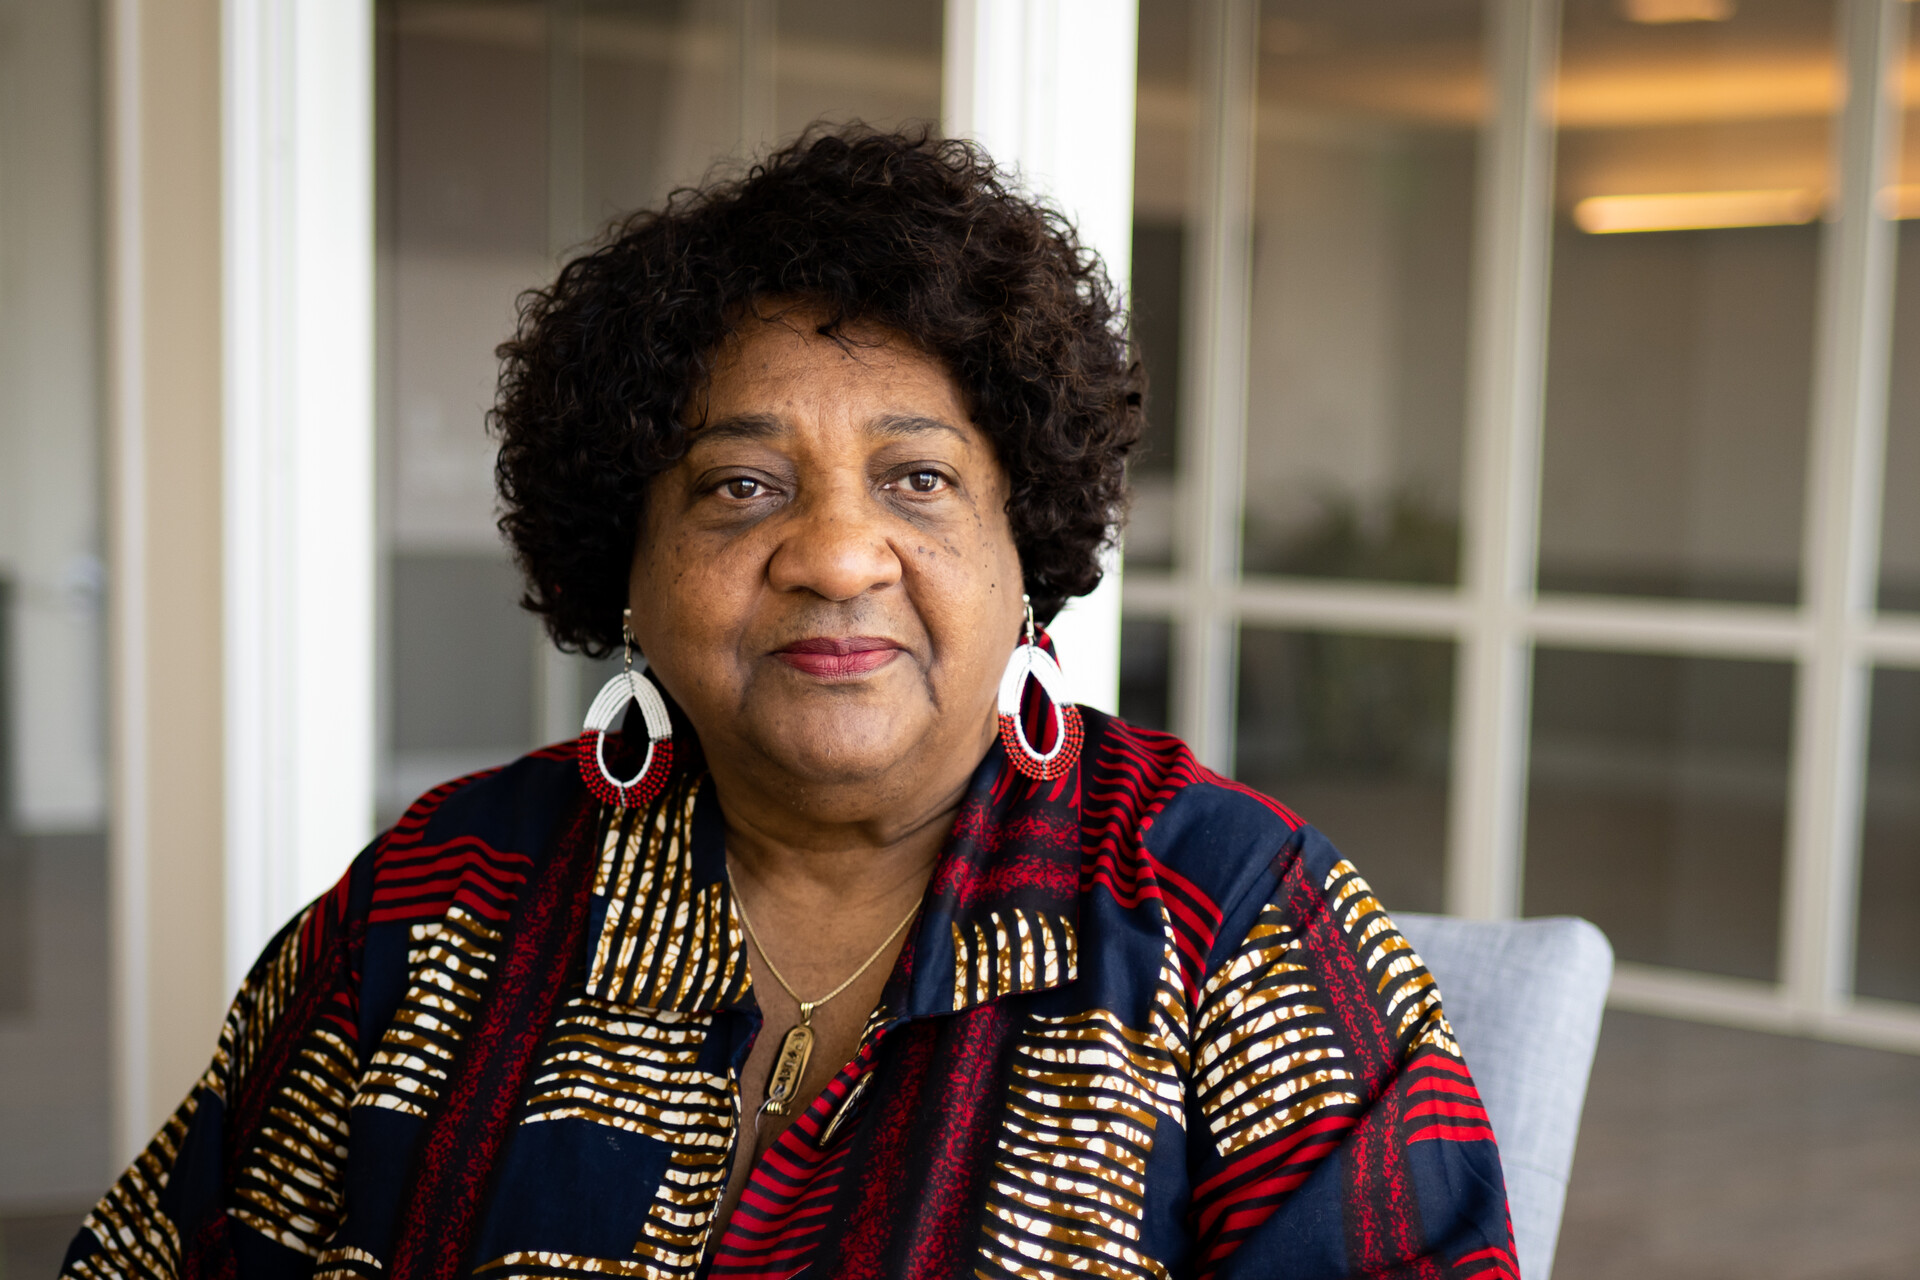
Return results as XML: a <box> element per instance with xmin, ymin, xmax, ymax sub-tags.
<box><xmin>66</xmin><ymin>128</ymin><xmax>1513</xmax><ymax>1280</ymax></box>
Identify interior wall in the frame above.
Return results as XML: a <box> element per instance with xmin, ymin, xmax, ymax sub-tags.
<box><xmin>108</xmin><ymin>0</ymin><xmax>229</xmax><ymax>1162</ymax></box>
<box><xmin>0</xmin><ymin>0</ymin><xmax>107</xmax><ymax>834</ymax></box>
<box><xmin>0</xmin><ymin>0</ymin><xmax>113</xmax><ymax>1211</ymax></box>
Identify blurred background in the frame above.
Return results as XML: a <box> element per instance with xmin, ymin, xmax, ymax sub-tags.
<box><xmin>4</xmin><ymin>0</ymin><xmax>1920</xmax><ymax>1275</ymax></box>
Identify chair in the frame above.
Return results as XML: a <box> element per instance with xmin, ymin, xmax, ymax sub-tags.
<box><xmin>1393</xmin><ymin>913</ymin><xmax>1613</xmax><ymax>1280</ymax></box>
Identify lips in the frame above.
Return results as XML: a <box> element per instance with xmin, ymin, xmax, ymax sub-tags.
<box><xmin>772</xmin><ymin>636</ymin><xmax>902</xmax><ymax>679</ymax></box>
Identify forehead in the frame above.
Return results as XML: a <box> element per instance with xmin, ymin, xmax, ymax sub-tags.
<box><xmin>695</xmin><ymin>310</ymin><xmax>970</xmax><ymax>431</ymax></box>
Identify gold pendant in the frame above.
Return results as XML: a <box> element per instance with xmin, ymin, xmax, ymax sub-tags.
<box><xmin>760</xmin><ymin>1022</ymin><xmax>815</xmax><ymax>1117</ymax></box>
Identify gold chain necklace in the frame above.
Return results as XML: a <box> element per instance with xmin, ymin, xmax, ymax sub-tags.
<box><xmin>731</xmin><ymin>884</ymin><xmax>921</xmax><ymax>1119</ymax></box>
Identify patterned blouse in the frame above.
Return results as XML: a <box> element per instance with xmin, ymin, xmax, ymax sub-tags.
<box><xmin>63</xmin><ymin>709</ymin><xmax>1515</xmax><ymax>1280</ymax></box>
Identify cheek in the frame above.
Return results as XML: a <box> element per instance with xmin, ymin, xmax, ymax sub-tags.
<box><xmin>633</xmin><ymin>526</ymin><xmax>767</xmax><ymax>672</ymax></box>
<box><xmin>631</xmin><ymin>525</ymin><xmax>711</xmax><ymax>652</ymax></box>
<box><xmin>639</xmin><ymin>552</ymin><xmax>710</xmax><ymax>638</ymax></box>
<box><xmin>927</xmin><ymin>528</ymin><xmax>1023</xmax><ymax>669</ymax></box>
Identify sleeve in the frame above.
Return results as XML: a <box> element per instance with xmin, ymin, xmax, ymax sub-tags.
<box><xmin>1185</xmin><ymin>827</ymin><xmax>1517</xmax><ymax>1280</ymax></box>
<box><xmin>60</xmin><ymin>859</ymin><xmax>367</xmax><ymax>1280</ymax></box>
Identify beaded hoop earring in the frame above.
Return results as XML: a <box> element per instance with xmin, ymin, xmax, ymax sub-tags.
<box><xmin>577</xmin><ymin>607</ymin><xmax>675</xmax><ymax>808</ymax></box>
<box><xmin>997</xmin><ymin>595</ymin><xmax>1083</xmax><ymax>781</ymax></box>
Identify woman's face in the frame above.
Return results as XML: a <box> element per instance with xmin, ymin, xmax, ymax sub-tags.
<box><xmin>627</xmin><ymin>308</ymin><xmax>1025</xmax><ymax>814</ymax></box>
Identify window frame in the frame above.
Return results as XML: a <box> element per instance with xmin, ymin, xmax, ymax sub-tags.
<box><xmin>1124</xmin><ymin>0</ymin><xmax>1920</xmax><ymax>1051</ymax></box>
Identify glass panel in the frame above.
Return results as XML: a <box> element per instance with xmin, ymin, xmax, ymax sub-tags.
<box><xmin>0</xmin><ymin>0</ymin><xmax>111</xmax><ymax>1220</ymax></box>
<box><xmin>564</xmin><ymin>0</ymin><xmax>942</xmax><ymax>245</ymax></box>
<box><xmin>1539</xmin><ymin>0</ymin><xmax>1835</xmax><ymax>604</ymax></box>
<box><xmin>1127</xmin><ymin>0</ymin><xmax>1196</xmax><ymax>570</ymax></box>
<box><xmin>1878</xmin><ymin>5</ymin><xmax>1920</xmax><ymax>611</ymax></box>
<box><xmin>1236</xmin><ymin>628</ymin><xmax>1454</xmax><ymax>913</ymax></box>
<box><xmin>1119</xmin><ymin>618</ymin><xmax>1174</xmax><ymax>731</ymax></box>
<box><xmin>383</xmin><ymin>1</ymin><xmax>559</xmax><ymax>819</ymax></box>
<box><xmin>1524</xmin><ymin>648</ymin><xmax>1793</xmax><ymax>982</ymax></box>
<box><xmin>1238</xmin><ymin>0</ymin><xmax>1482</xmax><ymax>584</ymax></box>
<box><xmin>762</xmin><ymin>1</ymin><xmax>942</xmax><ymax>139</ymax></box>
<box><xmin>379</xmin><ymin>0</ymin><xmax>941</xmax><ymax>819</ymax></box>
<box><xmin>1856</xmin><ymin>667</ymin><xmax>1920</xmax><ymax>1004</ymax></box>
<box><xmin>388</xmin><ymin>553</ymin><xmax>537</xmax><ymax>804</ymax></box>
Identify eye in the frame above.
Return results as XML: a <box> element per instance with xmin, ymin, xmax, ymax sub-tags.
<box><xmin>721</xmin><ymin>477</ymin><xmax>765</xmax><ymax>500</ymax></box>
<box><xmin>902</xmin><ymin>470</ymin><xmax>946</xmax><ymax>494</ymax></box>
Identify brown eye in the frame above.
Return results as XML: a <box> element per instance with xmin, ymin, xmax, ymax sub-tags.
<box><xmin>723</xmin><ymin>477</ymin><xmax>763</xmax><ymax>500</ymax></box>
<box><xmin>905</xmin><ymin>471</ymin><xmax>943</xmax><ymax>493</ymax></box>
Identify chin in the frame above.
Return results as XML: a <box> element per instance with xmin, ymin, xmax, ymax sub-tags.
<box><xmin>750</xmin><ymin>708</ymin><xmax>929</xmax><ymax>788</ymax></box>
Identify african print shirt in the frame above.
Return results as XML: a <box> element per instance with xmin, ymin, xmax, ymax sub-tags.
<box><xmin>63</xmin><ymin>709</ymin><xmax>1516</xmax><ymax>1280</ymax></box>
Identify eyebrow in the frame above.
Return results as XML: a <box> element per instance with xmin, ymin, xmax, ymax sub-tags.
<box><xmin>691</xmin><ymin>413</ymin><xmax>784</xmax><ymax>445</ymax></box>
<box><xmin>691</xmin><ymin>412</ymin><xmax>968</xmax><ymax>445</ymax></box>
<box><xmin>869</xmin><ymin>413</ymin><xmax>968</xmax><ymax>442</ymax></box>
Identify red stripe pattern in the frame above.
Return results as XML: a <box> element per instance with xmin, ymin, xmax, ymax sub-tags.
<box><xmin>369</xmin><ymin>767</ymin><xmax>533</xmax><ymax>926</ymax></box>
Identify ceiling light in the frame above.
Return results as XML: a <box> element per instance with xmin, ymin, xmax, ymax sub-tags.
<box><xmin>1621</xmin><ymin>0</ymin><xmax>1737</xmax><ymax>22</ymax></box>
<box><xmin>1574</xmin><ymin>188</ymin><xmax>1820</xmax><ymax>233</ymax></box>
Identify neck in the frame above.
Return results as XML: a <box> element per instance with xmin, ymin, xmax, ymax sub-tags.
<box><xmin>717</xmin><ymin>771</ymin><xmax>962</xmax><ymax>911</ymax></box>
<box><xmin>710</xmin><ymin>718</ymin><xmax>993</xmax><ymax>911</ymax></box>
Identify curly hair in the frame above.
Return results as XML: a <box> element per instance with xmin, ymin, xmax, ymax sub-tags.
<box><xmin>491</xmin><ymin>124</ymin><xmax>1144</xmax><ymax>656</ymax></box>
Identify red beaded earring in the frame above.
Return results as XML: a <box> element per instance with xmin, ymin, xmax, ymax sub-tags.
<box><xmin>577</xmin><ymin>607</ymin><xmax>675</xmax><ymax>807</ymax></box>
<box><xmin>997</xmin><ymin>595</ymin><xmax>1083</xmax><ymax>781</ymax></box>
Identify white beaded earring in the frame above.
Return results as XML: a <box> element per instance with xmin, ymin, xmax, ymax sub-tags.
<box><xmin>577</xmin><ymin>607</ymin><xmax>675</xmax><ymax>807</ymax></box>
<box><xmin>997</xmin><ymin>594</ymin><xmax>1083</xmax><ymax>781</ymax></box>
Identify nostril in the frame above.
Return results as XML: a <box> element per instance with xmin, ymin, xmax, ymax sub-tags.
<box><xmin>766</xmin><ymin>522</ymin><xmax>904</xmax><ymax>600</ymax></box>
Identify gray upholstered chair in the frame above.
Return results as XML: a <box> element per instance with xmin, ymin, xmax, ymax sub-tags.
<box><xmin>1394</xmin><ymin>913</ymin><xmax>1613</xmax><ymax>1280</ymax></box>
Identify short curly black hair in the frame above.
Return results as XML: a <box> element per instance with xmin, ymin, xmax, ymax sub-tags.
<box><xmin>492</xmin><ymin>123</ymin><xmax>1143</xmax><ymax>657</ymax></box>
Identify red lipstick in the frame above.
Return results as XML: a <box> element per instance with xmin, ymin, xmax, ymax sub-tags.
<box><xmin>773</xmin><ymin>636</ymin><xmax>901</xmax><ymax>679</ymax></box>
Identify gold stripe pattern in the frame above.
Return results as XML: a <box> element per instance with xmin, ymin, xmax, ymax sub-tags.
<box><xmin>71</xmin><ymin>899</ymin><xmax>337</xmax><ymax>1279</ymax></box>
<box><xmin>974</xmin><ymin>943</ymin><xmax>1186</xmax><ymax>1280</ymax></box>
<box><xmin>1192</xmin><ymin>905</ymin><xmax>1360</xmax><ymax>1158</ymax></box>
<box><xmin>315</xmin><ymin>1245</ymin><xmax>385</xmax><ymax>1280</ymax></box>
<box><xmin>522</xmin><ymin>996</ymin><xmax>737</xmax><ymax>1278</ymax></box>
<box><xmin>475</xmin><ymin>1252</ymin><xmax>653</xmax><ymax>1279</ymax></box>
<box><xmin>229</xmin><ymin>1022</ymin><xmax>358</xmax><ymax>1253</ymax></box>
<box><xmin>352</xmin><ymin>906</ymin><xmax>503</xmax><ymax>1117</ymax></box>
<box><xmin>949</xmin><ymin>907</ymin><xmax>1078</xmax><ymax>1011</ymax></box>
<box><xmin>587</xmin><ymin>781</ymin><xmax>748</xmax><ymax>1013</ymax></box>
<box><xmin>192</xmin><ymin>895</ymin><xmax>327</xmax><ymax>1112</ymax></box>
<box><xmin>68</xmin><ymin>1101</ymin><xmax>194</xmax><ymax>1280</ymax></box>
<box><xmin>214</xmin><ymin>913</ymin><xmax>306</xmax><ymax>1102</ymax></box>
<box><xmin>1324</xmin><ymin>860</ymin><xmax>1459</xmax><ymax>1057</ymax></box>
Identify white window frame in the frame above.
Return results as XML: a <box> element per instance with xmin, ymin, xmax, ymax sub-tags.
<box><xmin>945</xmin><ymin>0</ymin><xmax>1139</xmax><ymax>714</ymax></box>
<box><xmin>1125</xmin><ymin>0</ymin><xmax>1920</xmax><ymax>1052</ymax></box>
<box><xmin>223</xmin><ymin>0</ymin><xmax>377</xmax><ymax>990</ymax></box>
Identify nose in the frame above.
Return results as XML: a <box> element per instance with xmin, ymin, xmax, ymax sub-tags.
<box><xmin>765</xmin><ymin>482</ymin><xmax>902</xmax><ymax>602</ymax></box>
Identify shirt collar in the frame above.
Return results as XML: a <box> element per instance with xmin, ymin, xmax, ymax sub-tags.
<box><xmin>581</xmin><ymin>740</ymin><xmax>1083</xmax><ymax>1019</ymax></box>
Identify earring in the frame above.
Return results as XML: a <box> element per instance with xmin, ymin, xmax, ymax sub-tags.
<box><xmin>578</xmin><ymin>607</ymin><xmax>675</xmax><ymax>808</ymax></box>
<box><xmin>997</xmin><ymin>594</ymin><xmax>1083</xmax><ymax>782</ymax></box>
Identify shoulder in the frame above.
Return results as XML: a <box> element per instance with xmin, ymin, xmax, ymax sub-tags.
<box><xmin>364</xmin><ymin>741</ymin><xmax>585</xmax><ymax>929</ymax></box>
<box><xmin>341</xmin><ymin>742</ymin><xmax>588</xmax><ymax>1035</ymax></box>
<box><xmin>1080</xmin><ymin>708</ymin><xmax>1309</xmax><ymax>905</ymax></box>
<box><xmin>388</xmin><ymin>741</ymin><xmax>582</xmax><ymax>841</ymax></box>
<box><xmin>1077</xmin><ymin>709</ymin><xmax>1328</xmax><ymax>975</ymax></box>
